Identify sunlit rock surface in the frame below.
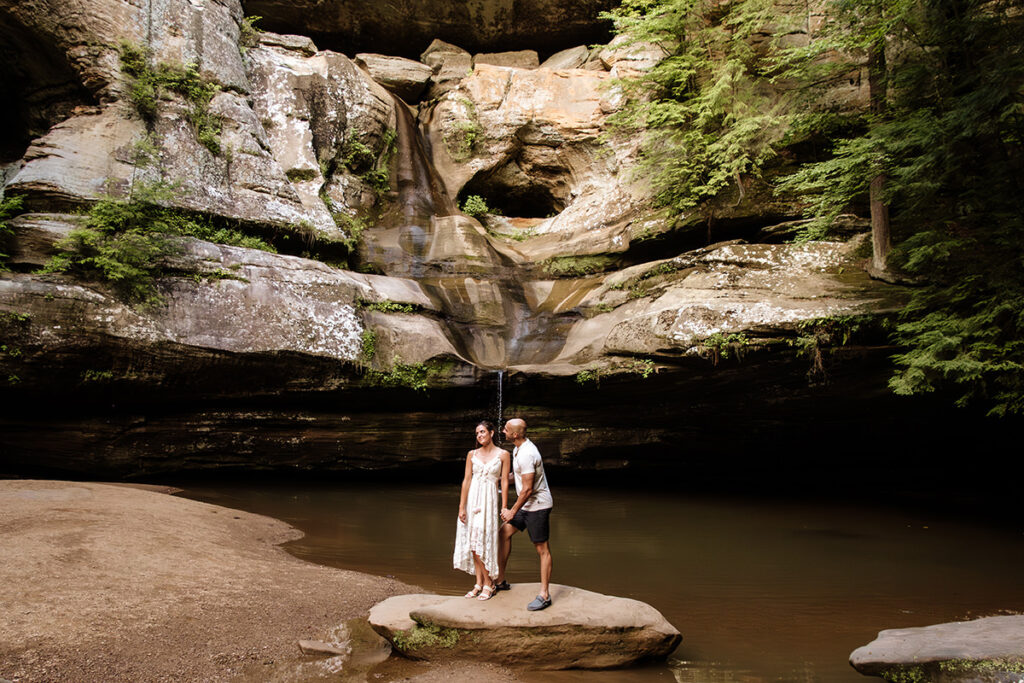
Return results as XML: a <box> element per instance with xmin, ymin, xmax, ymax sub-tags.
<box><xmin>247</xmin><ymin>35</ymin><xmax>397</xmax><ymax>225</ymax></box>
<box><xmin>353</xmin><ymin>54</ymin><xmax>433</xmax><ymax>102</ymax></box>
<box><xmin>0</xmin><ymin>214</ymin><xmax>464</xmax><ymax>392</ymax></box>
<box><xmin>550</xmin><ymin>238</ymin><xmax>901</xmax><ymax>372</ymax></box>
<box><xmin>850</xmin><ymin>616</ymin><xmax>1024</xmax><ymax>683</ymax></box>
<box><xmin>369</xmin><ymin>583</ymin><xmax>681</xmax><ymax>669</ymax></box>
<box><xmin>423</xmin><ymin>61</ymin><xmax>648</xmax><ymax>263</ymax></box>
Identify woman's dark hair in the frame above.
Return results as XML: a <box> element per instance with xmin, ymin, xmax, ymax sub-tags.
<box><xmin>476</xmin><ymin>420</ymin><xmax>496</xmax><ymax>434</ymax></box>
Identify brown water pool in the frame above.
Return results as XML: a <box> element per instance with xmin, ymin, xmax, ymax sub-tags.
<box><xmin>181</xmin><ymin>482</ymin><xmax>1024</xmax><ymax>682</ymax></box>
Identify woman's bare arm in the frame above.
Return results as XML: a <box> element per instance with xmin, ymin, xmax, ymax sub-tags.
<box><xmin>458</xmin><ymin>451</ymin><xmax>473</xmax><ymax>523</ymax></box>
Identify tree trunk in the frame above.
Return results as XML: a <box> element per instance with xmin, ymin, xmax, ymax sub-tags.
<box><xmin>869</xmin><ymin>173</ymin><xmax>891</xmax><ymax>272</ymax></box>
<box><xmin>867</xmin><ymin>42</ymin><xmax>891</xmax><ymax>274</ymax></box>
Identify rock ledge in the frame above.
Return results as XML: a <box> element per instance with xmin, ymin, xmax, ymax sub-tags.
<box><xmin>850</xmin><ymin>615</ymin><xmax>1024</xmax><ymax>682</ymax></box>
<box><xmin>368</xmin><ymin>582</ymin><xmax>681</xmax><ymax>669</ymax></box>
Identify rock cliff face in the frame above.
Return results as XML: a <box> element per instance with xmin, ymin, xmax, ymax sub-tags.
<box><xmin>239</xmin><ymin>0</ymin><xmax>618</xmax><ymax>58</ymax></box>
<box><xmin>0</xmin><ymin>0</ymin><xmax>912</xmax><ymax>479</ymax></box>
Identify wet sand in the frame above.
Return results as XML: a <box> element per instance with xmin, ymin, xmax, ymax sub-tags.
<box><xmin>0</xmin><ymin>480</ymin><xmax>519</xmax><ymax>682</ymax></box>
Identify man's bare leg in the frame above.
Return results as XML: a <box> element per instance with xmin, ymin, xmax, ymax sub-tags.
<box><xmin>496</xmin><ymin>523</ymin><xmax>517</xmax><ymax>584</ymax></box>
<box><xmin>534</xmin><ymin>541</ymin><xmax>552</xmax><ymax>599</ymax></box>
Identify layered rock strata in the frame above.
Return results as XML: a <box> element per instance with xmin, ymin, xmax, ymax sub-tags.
<box><xmin>239</xmin><ymin>0</ymin><xmax>618</xmax><ymax>58</ymax></box>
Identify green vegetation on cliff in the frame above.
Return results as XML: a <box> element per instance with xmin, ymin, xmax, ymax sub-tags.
<box><xmin>363</xmin><ymin>358</ymin><xmax>455</xmax><ymax>391</ymax></box>
<box><xmin>607</xmin><ymin>0</ymin><xmax>1024</xmax><ymax>415</ymax></box>
<box><xmin>120</xmin><ymin>43</ymin><xmax>224</xmax><ymax>155</ymax></box>
<box><xmin>0</xmin><ymin>196</ymin><xmax>25</xmax><ymax>271</ymax></box>
<box><xmin>601</xmin><ymin>0</ymin><xmax>791</xmax><ymax>216</ymax></box>
<box><xmin>42</xmin><ymin>182</ymin><xmax>274</xmax><ymax>305</ymax></box>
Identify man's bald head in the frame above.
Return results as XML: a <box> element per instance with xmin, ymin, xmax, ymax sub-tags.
<box><xmin>504</xmin><ymin>418</ymin><xmax>527</xmax><ymax>440</ymax></box>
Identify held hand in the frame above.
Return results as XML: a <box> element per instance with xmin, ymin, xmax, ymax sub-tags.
<box><xmin>459</xmin><ymin>507</ymin><xmax>467</xmax><ymax>523</ymax></box>
<box><xmin>500</xmin><ymin>508</ymin><xmax>514</xmax><ymax>523</ymax></box>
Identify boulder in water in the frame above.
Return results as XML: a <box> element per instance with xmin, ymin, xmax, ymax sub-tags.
<box><xmin>368</xmin><ymin>583</ymin><xmax>681</xmax><ymax>669</ymax></box>
<box><xmin>850</xmin><ymin>615</ymin><xmax>1024</xmax><ymax>682</ymax></box>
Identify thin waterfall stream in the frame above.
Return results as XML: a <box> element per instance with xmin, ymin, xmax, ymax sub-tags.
<box><xmin>360</xmin><ymin>96</ymin><xmax>575</xmax><ymax>370</ymax></box>
<box><xmin>497</xmin><ymin>369</ymin><xmax>503</xmax><ymax>427</ymax></box>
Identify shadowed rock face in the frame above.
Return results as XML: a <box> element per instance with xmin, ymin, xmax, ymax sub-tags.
<box><xmin>240</xmin><ymin>0</ymin><xmax>617</xmax><ymax>59</ymax></box>
<box><xmin>0</xmin><ymin>12</ymin><xmax>94</xmax><ymax>164</ymax></box>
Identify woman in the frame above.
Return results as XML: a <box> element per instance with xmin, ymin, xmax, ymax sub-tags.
<box><xmin>453</xmin><ymin>420</ymin><xmax>510</xmax><ymax>600</ymax></box>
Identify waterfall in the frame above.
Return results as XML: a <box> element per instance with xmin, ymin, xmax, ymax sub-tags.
<box><xmin>360</xmin><ymin>95</ymin><xmax>571</xmax><ymax>371</ymax></box>
<box><xmin>391</xmin><ymin>95</ymin><xmax>455</xmax><ymax>220</ymax></box>
<box><xmin>496</xmin><ymin>369</ymin><xmax>503</xmax><ymax>429</ymax></box>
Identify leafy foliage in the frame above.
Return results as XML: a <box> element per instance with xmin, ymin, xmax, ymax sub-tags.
<box><xmin>602</xmin><ymin>0</ymin><xmax>795</xmax><ymax>215</ymax></box>
<box><xmin>0</xmin><ymin>195</ymin><xmax>25</xmax><ymax>270</ymax></box>
<box><xmin>610</xmin><ymin>0</ymin><xmax>1024</xmax><ymax>414</ymax></box>
<box><xmin>542</xmin><ymin>255</ymin><xmax>617</xmax><ymax>277</ymax></box>
<box><xmin>444</xmin><ymin>98</ymin><xmax>482</xmax><ymax>161</ymax></box>
<box><xmin>119</xmin><ymin>43</ymin><xmax>224</xmax><ymax>155</ymax></box>
<box><xmin>359</xmin><ymin>329</ymin><xmax>377</xmax><ymax>363</ymax></box>
<box><xmin>238</xmin><ymin>15</ymin><xmax>263</xmax><ymax>51</ymax></box>
<box><xmin>363</xmin><ymin>358</ymin><xmax>454</xmax><ymax>391</ymax></box>
<box><xmin>460</xmin><ymin>195</ymin><xmax>490</xmax><ymax>217</ymax></box>
<box><xmin>43</xmin><ymin>182</ymin><xmax>275</xmax><ymax>306</ymax></box>
<box><xmin>698</xmin><ymin>332</ymin><xmax>749</xmax><ymax>365</ymax></box>
<box><xmin>358</xmin><ymin>299</ymin><xmax>419</xmax><ymax>314</ymax></box>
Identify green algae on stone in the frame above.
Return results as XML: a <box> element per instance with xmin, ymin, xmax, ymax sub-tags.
<box><xmin>392</xmin><ymin>623</ymin><xmax>462</xmax><ymax>651</ymax></box>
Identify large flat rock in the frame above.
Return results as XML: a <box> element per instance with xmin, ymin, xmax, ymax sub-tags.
<box><xmin>368</xmin><ymin>583</ymin><xmax>681</xmax><ymax>669</ymax></box>
<box><xmin>850</xmin><ymin>616</ymin><xmax>1024</xmax><ymax>682</ymax></box>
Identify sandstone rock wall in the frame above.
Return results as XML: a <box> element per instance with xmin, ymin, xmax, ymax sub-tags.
<box><xmin>0</xmin><ymin>0</ymin><xmax>903</xmax><ymax>478</ymax></box>
<box><xmin>239</xmin><ymin>0</ymin><xmax>618</xmax><ymax>58</ymax></box>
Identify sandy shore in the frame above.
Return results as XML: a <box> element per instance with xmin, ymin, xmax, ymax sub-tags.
<box><xmin>0</xmin><ymin>480</ymin><xmax>520</xmax><ymax>683</ymax></box>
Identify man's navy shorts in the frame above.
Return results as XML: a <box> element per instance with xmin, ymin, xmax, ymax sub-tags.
<box><xmin>509</xmin><ymin>507</ymin><xmax>551</xmax><ymax>543</ymax></box>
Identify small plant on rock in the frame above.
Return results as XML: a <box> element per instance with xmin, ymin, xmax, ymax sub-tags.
<box><xmin>0</xmin><ymin>195</ymin><xmax>25</xmax><ymax>271</ymax></box>
<box><xmin>119</xmin><ymin>42</ymin><xmax>224</xmax><ymax>155</ymax></box>
<box><xmin>460</xmin><ymin>195</ymin><xmax>490</xmax><ymax>217</ymax></box>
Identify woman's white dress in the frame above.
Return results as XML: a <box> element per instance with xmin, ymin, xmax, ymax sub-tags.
<box><xmin>453</xmin><ymin>453</ymin><xmax>502</xmax><ymax>577</ymax></box>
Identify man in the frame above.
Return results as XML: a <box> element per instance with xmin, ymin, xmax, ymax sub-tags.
<box><xmin>494</xmin><ymin>417</ymin><xmax>553</xmax><ymax>611</ymax></box>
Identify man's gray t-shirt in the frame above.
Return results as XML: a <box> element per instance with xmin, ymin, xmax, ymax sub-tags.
<box><xmin>513</xmin><ymin>439</ymin><xmax>552</xmax><ymax>511</ymax></box>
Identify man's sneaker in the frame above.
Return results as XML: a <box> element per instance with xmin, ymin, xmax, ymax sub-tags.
<box><xmin>493</xmin><ymin>580</ymin><xmax>511</xmax><ymax>592</ymax></box>
<box><xmin>526</xmin><ymin>594</ymin><xmax>552</xmax><ymax>611</ymax></box>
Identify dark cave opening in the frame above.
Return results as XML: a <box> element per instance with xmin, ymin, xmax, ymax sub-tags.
<box><xmin>0</xmin><ymin>14</ymin><xmax>94</xmax><ymax>166</ymax></box>
<box><xmin>240</xmin><ymin>0</ymin><xmax>616</xmax><ymax>62</ymax></box>
<box><xmin>458</xmin><ymin>167</ymin><xmax>567</xmax><ymax>219</ymax></box>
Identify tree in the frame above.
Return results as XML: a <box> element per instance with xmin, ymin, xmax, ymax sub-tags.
<box><xmin>781</xmin><ymin>0</ymin><xmax>1024</xmax><ymax>414</ymax></box>
<box><xmin>601</xmin><ymin>0</ymin><xmax>795</xmax><ymax>224</ymax></box>
<box><xmin>608</xmin><ymin>0</ymin><xmax>1024</xmax><ymax>415</ymax></box>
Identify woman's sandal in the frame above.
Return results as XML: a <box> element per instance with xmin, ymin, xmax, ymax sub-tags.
<box><xmin>477</xmin><ymin>584</ymin><xmax>496</xmax><ymax>601</ymax></box>
<box><xmin>464</xmin><ymin>584</ymin><xmax>482</xmax><ymax>598</ymax></box>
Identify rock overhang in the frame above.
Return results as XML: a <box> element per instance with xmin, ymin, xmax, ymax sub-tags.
<box><xmin>239</xmin><ymin>0</ymin><xmax>618</xmax><ymax>60</ymax></box>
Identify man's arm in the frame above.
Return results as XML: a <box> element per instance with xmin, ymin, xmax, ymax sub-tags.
<box><xmin>501</xmin><ymin>472</ymin><xmax>534</xmax><ymax>521</ymax></box>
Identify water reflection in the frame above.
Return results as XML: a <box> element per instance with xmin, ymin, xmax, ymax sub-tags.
<box><xmin>181</xmin><ymin>483</ymin><xmax>1024</xmax><ymax>683</ymax></box>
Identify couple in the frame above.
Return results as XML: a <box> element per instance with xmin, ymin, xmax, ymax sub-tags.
<box><xmin>453</xmin><ymin>418</ymin><xmax>553</xmax><ymax>610</ymax></box>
